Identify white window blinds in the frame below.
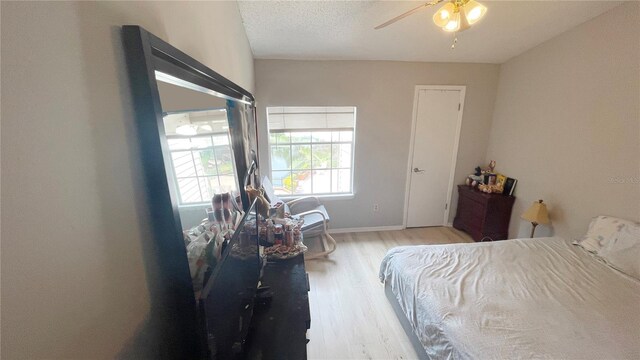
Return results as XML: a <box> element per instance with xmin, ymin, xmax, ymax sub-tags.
<box><xmin>267</xmin><ymin>106</ymin><xmax>356</xmax><ymax>131</ymax></box>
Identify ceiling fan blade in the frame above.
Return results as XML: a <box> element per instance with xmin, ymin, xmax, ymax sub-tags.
<box><xmin>374</xmin><ymin>0</ymin><xmax>444</xmax><ymax>30</ymax></box>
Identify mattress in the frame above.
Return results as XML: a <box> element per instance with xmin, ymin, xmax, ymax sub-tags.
<box><xmin>379</xmin><ymin>237</ymin><xmax>640</xmax><ymax>359</ymax></box>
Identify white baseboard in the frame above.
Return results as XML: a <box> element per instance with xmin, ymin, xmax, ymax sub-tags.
<box><xmin>328</xmin><ymin>225</ymin><xmax>405</xmax><ymax>234</ymax></box>
<box><xmin>446</xmin><ymin>222</ymin><xmax>453</xmax><ymax>227</ymax></box>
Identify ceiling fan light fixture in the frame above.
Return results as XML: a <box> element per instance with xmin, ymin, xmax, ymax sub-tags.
<box><xmin>432</xmin><ymin>2</ymin><xmax>456</xmax><ymax>28</ymax></box>
<box><xmin>463</xmin><ymin>0</ymin><xmax>487</xmax><ymax>25</ymax></box>
<box><xmin>375</xmin><ymin>0</ymin><xmax>489</xmax><ymax>35</ymax></box>
<box><xmin>443</xmin><ymin>11</ymin><xmax>461</xmax><ymax>32</ymax></box>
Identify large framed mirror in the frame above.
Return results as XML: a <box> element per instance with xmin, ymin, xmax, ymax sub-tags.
<box><xmin>122</xmin><ymin>26</ymin><xmax>259</xmax><ymax>357</ymax></box>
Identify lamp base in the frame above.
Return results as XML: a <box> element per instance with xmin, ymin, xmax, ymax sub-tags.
<box><xmin>530</xmin><ymin>222</ymin><xmax>539</xmax><ymax>238</ymax></box>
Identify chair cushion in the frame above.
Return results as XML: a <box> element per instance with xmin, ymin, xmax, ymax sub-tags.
<box><xmin>299</xmin><ymin>205</ymin><xmax>330</xmax><ymax>232</ymax></box>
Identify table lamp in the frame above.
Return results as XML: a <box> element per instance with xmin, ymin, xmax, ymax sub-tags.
<box><xmin>521</xmin><ymin>200</ymin><xmax>550</xmax><ymax>238</ymax></box>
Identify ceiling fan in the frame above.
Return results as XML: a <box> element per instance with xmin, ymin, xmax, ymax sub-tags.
<box><xmin>375</xmin><ymin>0</ymin><xmax>487</xmax><ymax>32</ymax></box>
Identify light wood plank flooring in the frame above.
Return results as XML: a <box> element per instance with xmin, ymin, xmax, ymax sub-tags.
<box><xmin>304</xmin><ymin>227</ymin><xmax>472</xmax><ymax>360</ymax></box>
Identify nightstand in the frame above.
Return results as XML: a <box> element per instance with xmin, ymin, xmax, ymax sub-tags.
<box><xmin>453</xmin><ymin>185</ymin><xmax>515</xmax><ymax>241</ymax></box>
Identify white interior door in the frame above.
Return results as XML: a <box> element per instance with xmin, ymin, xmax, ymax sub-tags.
<box><xmin>406</xmin><ymin>88</ymin><xmax>464</xmax><ymax>228</ymax></box>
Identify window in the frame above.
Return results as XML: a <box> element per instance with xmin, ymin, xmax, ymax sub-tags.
<box><xmin>267</xmin><ymin>106</ymin><xmax>356</xmax><ymax>196</ymax></box>
<box><xmin>164</xmin><ymin>110</ymin><xmax>238</xmax><ymax>205</ymax></box>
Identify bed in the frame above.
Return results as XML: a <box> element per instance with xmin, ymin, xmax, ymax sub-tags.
<box><xmin>379</xmin><ymin>235</ymin><xmax>640</xmax><ymax>359</ymax></box>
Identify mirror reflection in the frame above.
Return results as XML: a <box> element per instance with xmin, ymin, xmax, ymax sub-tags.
<box><xmin>163</xmin><ymin>109</ymin><xmax>237</xmax><ymax>204</ymax></box>
<box><xmin>154</xmin><ymin>71</ymin><xmax>261</xmax><ymax>304</ymax></box>
<box><xmin>156</xmin><ymin>80</ymin><xmax>241</xmax><ymax>229</ymax></box>
<box><xmin>155</xmin><ymin>74</ymin><xmax>263</xmax><ymax>356</ymax></box>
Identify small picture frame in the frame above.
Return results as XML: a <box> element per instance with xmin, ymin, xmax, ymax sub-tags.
<box><xmin>488</xmin><ymin>174</ymin><xmax>497</xmax><ymax>186</ymax></box>
<box><xmin>503</xmin><ymin>177</ymin><xmax>518</xmax><ymax>196</ymax></box>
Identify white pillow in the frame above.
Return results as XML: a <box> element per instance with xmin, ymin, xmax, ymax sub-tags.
<box><xmin>574</xmin><ymin>216</ymin><xmax>640</xmax><ymax>280</ymax></box>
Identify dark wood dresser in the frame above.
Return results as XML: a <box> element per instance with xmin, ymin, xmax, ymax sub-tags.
<box><xmin>244</xmin><ymin>254</ymin><xmax>310</xmax><ymax>359</ymax></box>
<box><xmin>453</xmin><ymin>185</ymin><xmax>515</xmax><ymax>241</ymax></box>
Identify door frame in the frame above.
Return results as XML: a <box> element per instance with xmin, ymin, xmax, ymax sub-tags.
<box><xmin>403</xmin><ymin>85</ymin><xmax>466</xmax><ymax>228</ymax></box>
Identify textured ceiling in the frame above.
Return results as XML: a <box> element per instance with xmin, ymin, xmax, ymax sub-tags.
<box><xmin>238</xmin><ymin>1</ymin><xmax>622</xmax><ymax>63</ymax></box>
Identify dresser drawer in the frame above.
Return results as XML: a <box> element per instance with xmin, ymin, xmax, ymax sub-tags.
<box><xmin>454</xmin><ymin>185</ymin><xmax>515</xmax><ymax>242</ymax></box>
<box><xmin>460</xmin><ymin>198</ymin><xmax>485</xmax><ymax>219</ymax></box>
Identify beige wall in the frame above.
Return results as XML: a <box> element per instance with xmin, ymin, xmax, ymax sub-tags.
<box><xmin>255</xmin><ymin>60</ymin><xmax>500</xmax><ymax>228</ymax></box>
<box><xmin>486</xmin><ymin>2</ymin><xmax>640</xmax><ymax>240</ymax></box>
<box><xmin>1</xmin><ymin>1</ymin><xmax>253</xmax><ymax>358</ymax></box>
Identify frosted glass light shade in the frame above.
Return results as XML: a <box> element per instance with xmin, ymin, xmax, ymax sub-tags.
<box><xmin>443</xmin><ymin>11</ymin><xmax>461</xmax><ymax>32</ymax></box>
<box><xmin>433</xmin><ymin>2</ymin><xmax>456</xmax><ymax>28</ymax></box>
<box><xmin>463</xmin><ymin>0</ymin><xmax>487</xmax><ymax>25</ymax></box>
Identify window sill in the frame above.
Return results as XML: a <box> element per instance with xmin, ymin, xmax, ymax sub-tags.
<box><xmin>177</xmin><ymin>194</ymin><xmax>355</xmax><ymax>208</ymax></box>
<box><xmin>280</xmin><ymin>194</ymin><xmax>355</xmax><ymax>202</ymax></box>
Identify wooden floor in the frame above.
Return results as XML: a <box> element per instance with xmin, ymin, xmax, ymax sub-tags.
<box><xmin>304</xmin><ymin>227</ymin><xmax>472</xmax><ymax>360</ymax></box>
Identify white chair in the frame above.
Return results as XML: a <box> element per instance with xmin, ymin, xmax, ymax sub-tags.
<box><xmin>261</xmin><ymin>176</ymin><xmax>337</xmax><ymax>259</ymax></box>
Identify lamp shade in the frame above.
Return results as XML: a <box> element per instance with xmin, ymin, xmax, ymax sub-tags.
<box><xmin>433</xmin><ymin>2</ymin><xmax>456</xmax><ymax>28</ymax></box>
<box><xmin>463</xmin><ymin>0</ymin><xmax>487</xmax><ymax>25</ymax></box>
<box><xmin>443</xmin><ymin>11</ymin><xmax>461</xmax><ymax>32</ymax></box>
<box><xmin>521</xmin><ymin>200</ymin><xmax>550</xmax><ymax>225</ymax></box>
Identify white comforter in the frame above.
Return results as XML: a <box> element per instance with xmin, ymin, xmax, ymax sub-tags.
<box><xmin>379</xmin><ymin>237</ymin><xmax>640</xmax><ymax>359</ymax></box>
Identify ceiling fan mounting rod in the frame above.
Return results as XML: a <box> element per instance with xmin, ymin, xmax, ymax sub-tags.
<box><xmin>373</xmin><ymin>0</ymin><xmax>444</xmax><ymax>30</ymax></box>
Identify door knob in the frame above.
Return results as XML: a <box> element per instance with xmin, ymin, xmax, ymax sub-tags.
<box><xmin>413</xmin><ymin>167</ymin><xmax>425</xmax><ymax>173</ymax></box>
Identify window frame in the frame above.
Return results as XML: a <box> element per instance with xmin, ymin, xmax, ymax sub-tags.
<box><xmin>266</xmin><ymin>107</ymin><xmax>357</xmax><ymax>198</ymax></box>
<box><xmin>166</xmin><ymin>132</ymin><xmax>239</xmax><ymax>206</ymax></box>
